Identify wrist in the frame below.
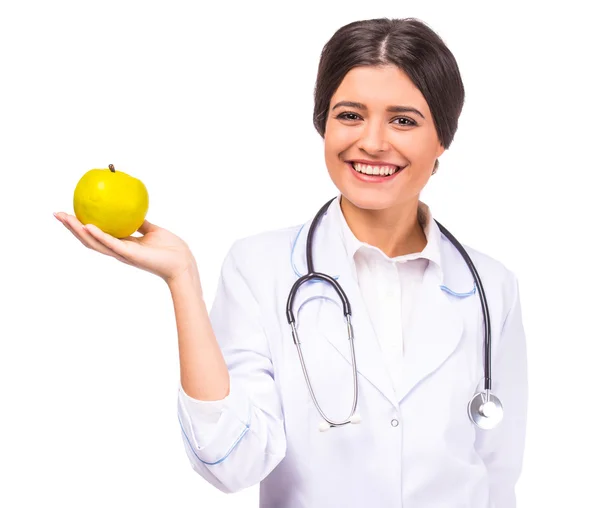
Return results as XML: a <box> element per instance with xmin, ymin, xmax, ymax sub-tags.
<box><xmin>165</xmin><ymin>255</ymin><xmax>201</xmax><ymax>291</ymax></box>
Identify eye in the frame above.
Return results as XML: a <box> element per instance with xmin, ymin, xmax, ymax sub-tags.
<box><xmin>335</xmin><ymin>112</ymin><xmax>417</xmax><ymax>126</ymax></box>
<box><xmin>335</xmin><ymin>112</ymin><xmax>362</xmax><ymax>121</ymax></box>
<box><xmin>392</xmin><ymin>117</ymin><xmax>417</xmax><ymax>126</ymax></box>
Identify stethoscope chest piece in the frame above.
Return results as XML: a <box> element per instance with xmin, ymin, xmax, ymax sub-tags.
<box><xmin>468</xmin><ymin>391</ymin><xmax>504</xmax><ymax>430</ymax></box>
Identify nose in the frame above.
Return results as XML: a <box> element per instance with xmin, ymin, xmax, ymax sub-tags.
<box><xmin>357</xmin><ymin>120</ymin><xmax>390</xmax><ymax>154</ymax></box>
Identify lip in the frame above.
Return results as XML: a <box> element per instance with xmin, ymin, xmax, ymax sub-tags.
<box><xmin>346</xmin><ymin>161</ymin><xmax>406</xmax><ymax>183</ymax></box>
<box><xmin>346</xmin><ymin>159</ymin><xmax>404</xmax><ymax>167</ymax></box>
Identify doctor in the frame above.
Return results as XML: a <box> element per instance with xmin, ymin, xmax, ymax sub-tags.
<box><xmin>55</xmin><ymin>17</ymin><xmax>528</xmax><ymax>508</ymax></box>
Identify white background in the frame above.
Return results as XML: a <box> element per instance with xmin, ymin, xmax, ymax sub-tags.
<box><xmin>1</xmin><ymin>0</ymin><xmax>598</xmax><ymax>506</ymax></box>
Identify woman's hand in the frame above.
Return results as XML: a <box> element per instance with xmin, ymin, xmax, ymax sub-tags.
<box><xmin>54</xmin><ymin>212</ymin><xmax>196</xmax><ymax>284</ymax></box>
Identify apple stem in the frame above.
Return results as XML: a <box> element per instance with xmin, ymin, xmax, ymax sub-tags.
<box><xmin>108</xmin><ymin>164</ymin><xmax>115</xmax><ymax>173</ymax></box>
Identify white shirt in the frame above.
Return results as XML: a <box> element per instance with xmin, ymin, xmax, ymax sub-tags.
<box><xmin>179</xmin><ymin>196</ymin><xmax>440</xmax><ymax>444</ymax></box>
<box><xmin>334</xmin><ymin>197</ymin><xmax>440</xmax><ymax>400</ymax></box>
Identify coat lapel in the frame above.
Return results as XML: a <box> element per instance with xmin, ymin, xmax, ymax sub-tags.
<box><xmin>395</xmin><ymin>228</ymin><xmax>477</xmax><ymax>404</ymax></box>
<box><xmin>394</xmin><ymin>263</ymin><xmax>464</xmax><ymax>404</ymax></box>
<box><xmin>317</xmin><ymin>249</ymin><xmax>400</xmax><ymax>408</ymax></box>
<box><xmin>290</xmin><ymin>200</ymin><xmax>398</xmax><ymax>407</ymax></box>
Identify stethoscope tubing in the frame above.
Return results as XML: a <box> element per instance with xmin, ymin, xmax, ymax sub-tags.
<box><xmin>286</xmin><ymin>197</ymin><xmax>499</xmax><ymax>430</ymax></box>
<box><xmin>433</xmin><ymin>220</ymin><xmax>492</xmax><ymax>392</ymax></box>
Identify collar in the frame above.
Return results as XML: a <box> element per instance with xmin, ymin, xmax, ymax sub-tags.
<box><xmin>329</xmin><ymin>194</ymin><xmax>443</xmax><ymax>276</ymax></box>
<box><xmin>290</xmin><ymin>196</ymin><xmax>476</xmax><ymax>297</ymax></box>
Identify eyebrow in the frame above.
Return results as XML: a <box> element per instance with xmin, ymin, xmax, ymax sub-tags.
<box><xmin>331</xmin><ymin>100</ymin><xmax>425</xmax><ymax>119</ymax></box>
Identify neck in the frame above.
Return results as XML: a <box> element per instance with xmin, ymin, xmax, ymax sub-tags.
<box><xmin>340</xmin><ymin>195</ymin><xmax>427</xmax><ymax>258</ymax></box>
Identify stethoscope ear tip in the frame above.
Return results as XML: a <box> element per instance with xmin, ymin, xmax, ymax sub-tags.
<box><xmin>318</xmin><ymin>414</ymin><xmax>361</xmax><ymax>431</ymax></box>
<box><xmin>349</xmin><ymin>413</ymin><xmax>361</xmax><ymax>424</ymax></box>
<box><xmin>318</xmin><ymin>421</ymin><xmax>332</xmax><ymax>432</ymax></box>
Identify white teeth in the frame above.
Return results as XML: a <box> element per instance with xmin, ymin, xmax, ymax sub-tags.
<box><xmin>352</xmin><ymin>162</ymin><xmax>399</xmax><ymax>176</ymax></box>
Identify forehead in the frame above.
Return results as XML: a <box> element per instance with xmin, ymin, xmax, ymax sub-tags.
<box><xmin>332</xmin><ymin>65</ymin><xmax>428</xmax><ymax>112</ymax></box>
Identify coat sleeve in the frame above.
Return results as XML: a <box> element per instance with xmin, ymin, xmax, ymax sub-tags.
<box><xmin>474</xmin><ymin>273</ymin><xmax>528</xmax><ymax>508</ymax></box>
<box><xmin>178</xmin><ymin>383</ymin><xmax>228</xmax><ymax>448</ymax></box>
<box><xmin>176</xmin><ymin>240</ymin><xmax>286</xmax><ymax>493</ymax></box>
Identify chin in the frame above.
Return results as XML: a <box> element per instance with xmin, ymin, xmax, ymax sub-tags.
<box><xmin>328</xmin><ymin>162</ymin><xmax>420</xmax><ymax>213</ymax></box>
<box><xmin>339</xmin><ymin>186</ymin><xmax>403</xmax><ymax>211</ymax></box>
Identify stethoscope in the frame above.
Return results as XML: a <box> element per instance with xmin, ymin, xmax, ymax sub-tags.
<box><xmin>286</xmin><ymin>198</ymin><xmax>504</xmax><ymax>432</ymax></box>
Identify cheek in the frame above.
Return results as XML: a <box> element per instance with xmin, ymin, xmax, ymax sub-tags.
<box><xmin>390</xmin><ymin>131</ymin><xmax>423</xmax><ymax>159</ymax></box>
<box><xmin>397</xmin><ymin>129</ymin><xmax>440</xmax><ymax>163</ymax></box>
<box><xmin>324</xmin><ymin>126</ymin><xmax>354</xmax><ymax>164</ymax></box>
<box><xmin>402</xmin><ymin>147</ymin><xmax>435</xmax><ymax>184</ymax></box>
<box><xmin>323</xmin><ymin>133</ymin><xmax>342</xmax><ymax>165</ymax></box>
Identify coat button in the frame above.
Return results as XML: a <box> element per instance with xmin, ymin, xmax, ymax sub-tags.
<box><xmin>391</xmin><ymin>419</ymin><xmax>399</xmax><ymax>427</ymax></box>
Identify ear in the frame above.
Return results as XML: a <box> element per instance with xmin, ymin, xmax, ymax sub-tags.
<box><xmin>436</xmin><ymin>143</ymin><xmax>445</xmax><ymax>159</ymax></box>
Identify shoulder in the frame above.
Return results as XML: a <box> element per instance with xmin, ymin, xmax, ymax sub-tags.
<box><xmin>454</xmin><ymin>239</ymin><xmax>520</xmax><ymax>313</ymax></box>
<box><xmin>465</xmin><ymin>243</ymin><xmax>517</xmax><ymax>285</ymax></box>
<box><xmin>438</xmin><ymin>225</ymin><xmax>519</xmax><ymax>301</ymax></box>
<box><xmin>224</xmin><ymin>223</ymin><xmax>304</xmax><ymax>272</ymax></box>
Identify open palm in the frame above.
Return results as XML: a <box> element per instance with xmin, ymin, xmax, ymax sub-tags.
<box><xmin>54</xmin><ymin>212</ymin><xmax>195</xmax><ymax>282</ymax></box>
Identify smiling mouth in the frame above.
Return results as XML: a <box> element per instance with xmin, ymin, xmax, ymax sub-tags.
<box><xmin>348</xmin><ymin>161</ymin><xmax>405</xmax><ymax>177</ymax></box>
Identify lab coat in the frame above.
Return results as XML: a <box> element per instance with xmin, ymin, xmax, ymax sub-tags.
<box><xmin>177</xmin><ymin>199</ymin><xmax>528</xmax><ymax>508</ymax></box>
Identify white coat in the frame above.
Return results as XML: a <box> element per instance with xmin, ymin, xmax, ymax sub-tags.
<box><xmin>177</xmin><ymin>198</ymin><xmax>528</xmax><ymax>508</ymax></box>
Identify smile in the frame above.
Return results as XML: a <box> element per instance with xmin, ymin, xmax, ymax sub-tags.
<box><xmin>346</xmin><ymin>161</ymin><xmax>406</xmax><ymax>181</ymax></box>
<box><xmin>351</xmin><ymin>162</ymin><xmax>401</xmax><ymax>176</ymax></box>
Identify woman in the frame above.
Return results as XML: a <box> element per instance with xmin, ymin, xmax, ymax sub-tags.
<box><xmin>54</xmin><ymin>17</ymin><xmax>527</xmax><ymax>508</ymax></box>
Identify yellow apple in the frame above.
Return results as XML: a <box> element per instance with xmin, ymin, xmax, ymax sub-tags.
<box><xmin>73</xmin><ymin>164</ymin><xmax>149</xmax><ymax>238</ymax></box>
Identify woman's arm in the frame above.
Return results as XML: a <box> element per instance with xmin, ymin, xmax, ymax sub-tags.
<box><xmin>168</xmin><ymin>260</ymin><xmax>230</xmax><ymax>401</ymax></box>
<box><xmin>174</xmin><ymin>241</ymin><xmax>287</xmax><ymax>493</ymax></box>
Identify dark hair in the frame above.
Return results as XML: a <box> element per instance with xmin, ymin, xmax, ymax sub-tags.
<box><xmin>313</xmin><ymin>18</ymin><xmax>465</xmax><ymax>149</ymax></box>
